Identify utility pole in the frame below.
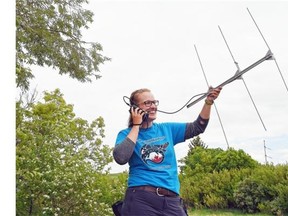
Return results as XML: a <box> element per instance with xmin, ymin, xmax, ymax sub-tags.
<box><xmin>264</xmin><ymin>140</ymin><xmax>272</xmax><ymax>164</ymax></box>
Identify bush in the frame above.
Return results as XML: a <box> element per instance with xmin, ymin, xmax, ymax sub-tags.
<box><xmin>234</xmin><ymin>165</ymin><xmax>288</xmax><ymax>215</ymax></box>
<box><xmin>179</xmin><ymin>137</ymin><xmax>288</xmax><ymax>215</ymax></box>
<box><xmin>257</xmin><ymin>165</ymin><xmax>288</xmax><ymax>215</ymax></box>
<box><xmin>234</xmin><ymin>178</ymin><xmax>266</xmax><ymax>213</ymax></box>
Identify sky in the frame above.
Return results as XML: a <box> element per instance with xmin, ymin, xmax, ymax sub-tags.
<box><xmin>24</xmin><ymin>1</ymin><xmax>288</xmax><ymax>174</ymax></box>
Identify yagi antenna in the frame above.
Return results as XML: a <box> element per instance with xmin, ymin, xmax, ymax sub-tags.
<box><xmin>187</xmin><ymin>8</ymin><xmax>286</xmax><ymax>108</ymax></box>
<box><xmin>187</xmin><ymin>50</ymin><xmax>273</xmax><ymax>108</ymax></box>
<box><xmin>218</xmin><ymin>25</ymin><xmax>267</xmax><ymax>131</ymax></box>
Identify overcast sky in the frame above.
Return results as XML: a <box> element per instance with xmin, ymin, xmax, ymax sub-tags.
<box><xmin>28</xmin><ymin>1</ymin><xmax>288</xmax><ymax>173</ymax></box>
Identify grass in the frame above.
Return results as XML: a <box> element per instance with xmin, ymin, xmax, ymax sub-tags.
<box><xmin>188</xmin><ymin>209</ymin><xmax>272</xmax><ymax>216</ymax></box>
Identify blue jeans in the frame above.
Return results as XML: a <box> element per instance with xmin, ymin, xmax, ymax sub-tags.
<box><xmin>121</xmin><ymin>187</ymin><xmax>187</xmax><ymax>216</ymax></box>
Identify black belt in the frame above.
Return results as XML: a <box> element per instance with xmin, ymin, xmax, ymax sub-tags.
<box><xmin>131</xmin><ymin>186</ymin><xmax>178</xmax><ymax>197</ymax></box>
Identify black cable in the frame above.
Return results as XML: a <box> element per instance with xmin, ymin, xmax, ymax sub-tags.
<box><xmin>123</xmin><ymin>92</ymin><xmax>207</xmax><ymax>115</ymax></box>
<box><xmin>123</xmin><ymin>96</ymin><xmax>132</xmax><ymax>106</ymax></box>
<box><xmin>157</xmin><ymin>92</ymin><xmax>207</xmax><ymax>114</ymax></box>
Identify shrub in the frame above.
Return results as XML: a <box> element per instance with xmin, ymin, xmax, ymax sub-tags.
<box><xmin>234</xmin><ymin>178</ymin><xmax>267</xmax><ymax>213</ymax></box>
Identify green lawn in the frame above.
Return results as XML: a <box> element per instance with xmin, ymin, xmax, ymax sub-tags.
<box><xmin>188</xmin><ymin>209</ymin><xmax>272</xmax><ymax>216</ymax></box>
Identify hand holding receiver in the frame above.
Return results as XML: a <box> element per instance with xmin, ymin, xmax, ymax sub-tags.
<box><xmin>129</xmin><ymin>105</ymin><xmax>149</xmax><ymax>125</ymax></box>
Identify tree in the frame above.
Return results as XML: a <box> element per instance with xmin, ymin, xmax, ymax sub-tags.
<box><xmin>16</xmin><ymin>89</ymin><xmax>114</xmax><ymax>215</ymax></box>
<box><xmin>16</xmin><ymin>0</ymin><xmax>110</xmax><ymax>91</ymax></box>
<box><xmin>179</xmin><ymin>137</ymin><xmax>261</xmax><ymax>209</ymax></box>
<box><xmin>179</xmin><ymin>136</ymin><xmax>219</xmax><ymax>175</ymax></box>
<box><xmin>214</xmin><ymin>148</ymin><xmax>259</xmax><ymax>172</ymax></box>
<box><xmin>188</xmin><ymin>136</ymin><xmax>208</xmax><ymax>149</ymax></box>
<box><xmin>179</xmin><ymin>137</ymin><xmax>259</xmax><ymax>176</ymax></box>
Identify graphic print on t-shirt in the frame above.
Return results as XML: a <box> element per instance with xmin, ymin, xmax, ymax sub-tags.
<box><xmin>140</xmin><ymin>142</ymin><xmax>168</xmax><ymax>165</ymax></box>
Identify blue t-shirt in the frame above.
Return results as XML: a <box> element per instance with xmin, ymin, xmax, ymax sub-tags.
<box><xmin>115</xmin><ymin>122</ymin><xmax>186</xmax><ymax>194</ymax></box>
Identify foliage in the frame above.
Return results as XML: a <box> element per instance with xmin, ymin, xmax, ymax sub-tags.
<box><xmin>188</xmin><ymin>136</ymin><xmax>208</xmax><ymax>149</ymax></box>
<box><xmin>179</xmin><ymin>137</ymin><xmax>258</xmax><ymax>176</ymax></box>
<box><xmin>268</xmin><ymin>183</ymin><xmax>288</xmax><ymax>215</ymax></box>
<box><xmin>234</xmin><ymin>164</ymin><xmax>288</xmax><ymax>215</ymax></box>
<box><xmin>108</xmin><ymin>171</ymin><xmax>129</xmax><ymax>202</ymax></box>
<box><xmin>16</xmin><ymin>0</ymin><xmax>110</xmax><ymax>91</ymax></box>
<box><xmin>234</xmin><ymin>178</ymin><xmax>267</xmax><ymax>213</ymax></box>
<box><xmin>16</xmin><ymin>89</ymin><xmax>115</xmax><ymax>215</ymax></box>
<box><xmin>179</xmin><ymin>136</ymin><xmax>288</xmax><ymax>215</ymax></box>
<box><xmin>214</xmin><ymin>148</ymin><xmax>259</xmax><ymax>172</ymax></box>
<box><xmin>180</xmin><ymin>167</ymin><xmax>252</xmax><ymax>209</ymax></box>
<box><xmin>179</xmin><ymin>137</ymin><xmax>221</xmax><ymax>175</ymax></box>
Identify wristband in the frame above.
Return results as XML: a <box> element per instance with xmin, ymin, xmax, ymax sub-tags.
<box><xmin>205</xmin><ymin>99</ymin><xmax>214</xmax><ymax>105</ymax></box>
<box><xmin>133</xmin><ymin>123</ymin><xmax>142</xmax><ymax>126</ymax></box>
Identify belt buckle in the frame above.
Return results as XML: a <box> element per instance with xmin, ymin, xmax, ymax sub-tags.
<box><xmin>156</xmin><ymin>187</ymin><xmax>164</xmax><ymax>196</ymax></box>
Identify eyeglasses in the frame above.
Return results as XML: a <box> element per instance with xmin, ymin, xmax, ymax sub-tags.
<box><xmin>140</xmin><ymin>100</ymin><xmax>159</xmax><ymax>107</ymax></box>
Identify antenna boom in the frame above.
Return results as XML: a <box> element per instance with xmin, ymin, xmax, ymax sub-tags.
<box><xmin>187</xmin><ymin>51</ymin><xmax>273</xmax><ymax>108</ymax></box>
